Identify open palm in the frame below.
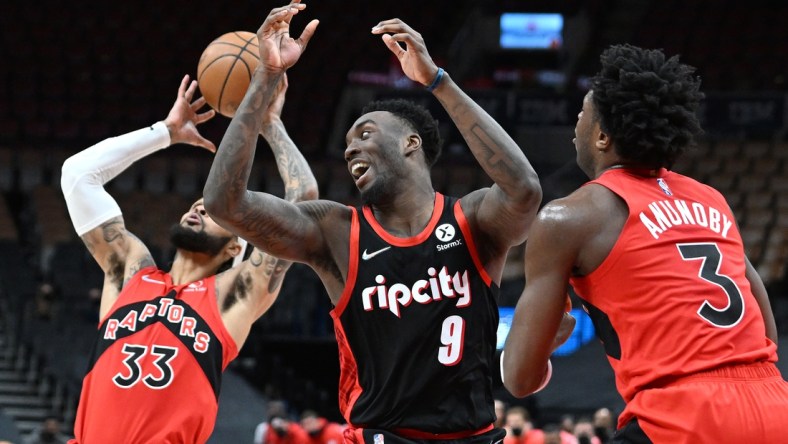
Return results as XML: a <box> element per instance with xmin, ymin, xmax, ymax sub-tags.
<box><xmin>257</xmin><ymin>1</ymin><xmax>318</xmax><ymax>73</ymax></box>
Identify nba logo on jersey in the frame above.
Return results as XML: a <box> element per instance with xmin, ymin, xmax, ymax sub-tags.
<box><xmin>657</xmin><ymin>178</ymin><xmax>672</xmax><ymax>196</ymax></box>
<box><xmin>373</xmin><ymin>434</ymin><xmax>384</xmax><ymax>444</ymax></box>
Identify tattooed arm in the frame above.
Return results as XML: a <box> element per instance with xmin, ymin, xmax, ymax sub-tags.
<box><xmin>204</xmin><ymin>3</ymin><xmax>335</xmax><ymax>266</ymax></box>
<box><xmin>61</xmin><ymin>76</ymin><xmax>215</xmax><ymax>317</ymax></box>
<box><xmin>214</xmin><ymin>71</ymin><xmax>319</xmax><ymax>349</ymax></box>
<box><xmin>372</xmin><ymin>20</ymin><xmax>542</xmax><ymax>256</ymax></box>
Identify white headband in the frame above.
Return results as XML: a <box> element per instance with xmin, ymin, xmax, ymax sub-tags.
<box><xmin>232</xmin><ymin>237</ymin><xmax>249</xmax><ymax>268</ymax></box>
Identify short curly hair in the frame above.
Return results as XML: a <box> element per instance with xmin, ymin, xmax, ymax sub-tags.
<box><xmin>591</xmin><ymin>44</ymin><xmax>704</xmax><ymax>169</ymax></box>
<box><xmin>361</xmin><ymin>98</ymin><xmax>443</xmax><ymax>167</ymax></box>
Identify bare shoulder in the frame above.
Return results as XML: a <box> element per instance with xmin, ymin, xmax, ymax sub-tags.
<box><xmin>298</xmin><ymin>199</ymin><xmax>353</xmax><ymax>223</ymax></box>
<box><xmin>458</xmin><ymin>188</ymin><xmax>488</xmax><ymax>209</ymax></box>
<box><xmin>297</xmin><ymin>199</ymin><xmax>354</xmax><ymax>258</ymax></box>
<box><xmin>536</xmin><ymin>184</ymin><xmax>622</xmax><ymax>235</ymax></box>
<box><xmin>533</xmin><ymin>184</ymin><xmax>628</xmax><ymax>275</ymax></box>
<box><xmin>214</xmin><ymin>249</ymin><xmax>290</xmax><ymax>313</ymax></box>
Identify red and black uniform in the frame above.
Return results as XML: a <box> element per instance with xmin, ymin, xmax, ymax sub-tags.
<box><xmin>570</xmin><ymin>168</ymin><xmax>788</xmax><ymax>443</ymax></box>
<box><xmin>332</xmin><ymin>193</ymin><xmax>500</xmax><ymax>441</ymax></box>
<box><xmin>70</xmin><ymin>267</ymin><xmax>238</xmax><ymax>444</ymax></box>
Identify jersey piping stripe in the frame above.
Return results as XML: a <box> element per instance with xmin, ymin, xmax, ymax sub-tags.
<box><xmin>361</xmin><ymin>193</ymin><xmax>445</xmax><ymax>247</ymax></box>
<box><xmin>329</xmin><ymin>309</ymin><xmax>364</xmax><ymax>423</ymax></box>
<box><xmin>332</xmin><ymin>206</ymin><xmax>360</xmax><ymax>317</ymax></box>
<box><xmin>453</xmin><ymin>200</ymin><xmax>493</xmax><ymax>286</ymax></box>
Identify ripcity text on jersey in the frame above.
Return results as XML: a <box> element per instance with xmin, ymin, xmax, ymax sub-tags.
<box><xmin>331</xmin><ymin>193</ymin><xmax>499</xmax><ymax>436</ymax></box>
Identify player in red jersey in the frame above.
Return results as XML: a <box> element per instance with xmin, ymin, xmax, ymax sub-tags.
<box><xmin>502</xmin><ymin>44</ymin><xmax>788</xmax><ymax>443</ymax></box>
<box><xmin>61</xmin><ymin>74</ymin><xmax>317</xmax><ymax>444</ymax></box>
<box><xmin>204</xmin><ymin>2</ymin><xmax>542</xmax><ymax>442</ymax></box>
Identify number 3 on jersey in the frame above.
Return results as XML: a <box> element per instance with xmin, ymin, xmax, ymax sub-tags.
<box><xmin>114</xmin><ymin>343</ymin><xmax>178</xmax><ymax>389</ymax></box>
<box><xmin>438</xmin><ymin>315</ymin><xmax>465</xmax><ymax>366</ymax></box>
<box><xmin>677</xmin><ymin>242</ymin><xmax>745</xmax><ymax>328</ymax></box>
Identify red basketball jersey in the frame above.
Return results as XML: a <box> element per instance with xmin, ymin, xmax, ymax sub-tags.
<box><xmin>569</xmin><ymin>168</ymin><xmax>777</xmax><ymax>403</ymax></box>
<box><xmin>71</xmin><ymin>267</ymin><xmax>238</xmax><ymax>444</ymax></box>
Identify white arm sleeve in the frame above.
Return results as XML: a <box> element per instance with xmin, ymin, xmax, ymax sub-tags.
<box><xmin>60</xmin><ymin>122</ymin><xmax>171</xmax><ymax>235</ymax></box>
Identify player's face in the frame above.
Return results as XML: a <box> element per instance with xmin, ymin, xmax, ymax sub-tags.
<box><xmin>170</xmin><ymin>198</ymin><xmax>233</xmax><ymax>255</ymax></box>
<box><xmin>574</xmin><ymin>91</ymin><xmax>599</xmax><ymax>178</ymax></box>
<box><xmin>344</xmin><ymin>111</ymin><xmax>409</xmax><ymax>205</ymax></box>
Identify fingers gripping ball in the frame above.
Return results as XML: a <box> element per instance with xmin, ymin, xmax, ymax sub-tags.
<box><xmin>197</xmin><ymin>31</ymin><xmax>260</xmax><ymax>118</ymax></box>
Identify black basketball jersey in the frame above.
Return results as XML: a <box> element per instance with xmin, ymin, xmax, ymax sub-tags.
<box><xmin>330</xmin><ymin>193</ymin><xmax>499</xmax><ymax>435</ymax></box>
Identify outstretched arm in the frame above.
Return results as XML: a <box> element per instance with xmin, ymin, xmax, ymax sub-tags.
<box><xmin>372</xmin><ymin>19</ymin><xmax>542</xmax><ymax>250</ymax></box>
<box><xmin>61</xmin><ymin>75</ymin><xmax>215</xmax><ymax>313</ymax></box>
<box><xmin>215</xmin><ymin>73</ymin><xmax>318</xmax><ymax>349</ymax></box>
<box><xmin>204</xmin><ymin>1</ymin><xmax>330</xmax><ymax>264</ymax></box>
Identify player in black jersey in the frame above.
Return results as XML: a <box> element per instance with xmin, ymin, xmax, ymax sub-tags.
<box><xmin>205</xmin><ymin>2</ymin><xmax>543</xmax><ymax>442</ymax></box>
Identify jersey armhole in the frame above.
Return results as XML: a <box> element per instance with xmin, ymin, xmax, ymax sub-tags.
<box><xmin>331</xmin><ymin>206</ymin><xmax>360</xmax><ymax>316</ymax></box>
<box><xmin>97</xmin><ymin>265</ymin><xmax>158</xmax><ymax>327</ymax></box>
<box><xmin>453</xmin><ymin>200</ymin><xmax>493</xmax><ymax>286</ymax></box>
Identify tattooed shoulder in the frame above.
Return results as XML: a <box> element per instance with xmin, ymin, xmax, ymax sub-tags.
<box><xmin>100</xmin><ymin>217</ymin><xmax>126</xmax><ymax>243</ymax></box>
<box><xmin>300</xmin><ymin>200</ymin><xmax>345</xmax><ymax>222</ymax></box>
<box><xmin>123</xmin><ymin>255</ymin><xmax>155</xmax><ymax>287</ymax></box>
<box><xmin>250</xmin><ymin>250</ymin><xmax>291</xmax><ymax>293</ymax></box>
<box><xmin>265</xmin><ymin>257</ymin><xmax>291</xmax><ymax>293</ymax></box>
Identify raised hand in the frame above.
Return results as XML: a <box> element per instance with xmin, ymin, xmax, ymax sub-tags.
<box><xmin>164</xmin><ymin>74</ymin><xmax>216</xmax><ymax>152</ymax></box>
<box><xmin>257</xmin><ymin>1</ymin><xmax>319</xmax><ymax>74</ymax></box>
<box><xmin>372</xmin><ymin>19</ymin><xmax>439</xmax><ymax>87</ymax></box>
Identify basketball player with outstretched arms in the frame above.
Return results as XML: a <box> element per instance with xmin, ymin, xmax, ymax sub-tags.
<box><xmin>204</xmin><ymin>2</ymin><xmax>550</xmax><ymax>442</ymax></box>
<box><xmin>62</xmin><ymin>74</ymin><xmax>317</xmax><ymax>443</ymax></box>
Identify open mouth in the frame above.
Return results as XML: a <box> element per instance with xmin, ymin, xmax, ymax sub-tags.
<box><xmin>351</xmin><ymin>161</ymin><xmax>370</xmax><ymax>180</ymax></box>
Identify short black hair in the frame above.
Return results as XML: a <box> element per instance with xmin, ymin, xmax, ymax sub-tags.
<box><xmin>591</xmin><ymin>44</ymin><xmax>704</xmax><ymax>169</ymax></box>
<box><xmin>361</xmin><ymin>98</ymin><xmax>443</xmax><ymax>167</ymax></box>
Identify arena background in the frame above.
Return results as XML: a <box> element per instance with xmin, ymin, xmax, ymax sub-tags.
<box><xmin>1</xmin><ymin>0</ymin><xmax>787</xmax><ymax>442</ymax></box>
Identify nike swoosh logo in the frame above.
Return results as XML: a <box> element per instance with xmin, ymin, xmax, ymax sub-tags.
<box><xmin>361</xmin><ymin>246</ymin><xmax>391</xmax><ymax>260</ymax></box>
<box><xmin>491</xmin><ymin>439</ymin><xmax>503</xmax><ymax>444</ymax></box>
<box><xmin>141</xmin><ymin>274</ymin><xmax>165</xmax><ymax>285</ymax></box>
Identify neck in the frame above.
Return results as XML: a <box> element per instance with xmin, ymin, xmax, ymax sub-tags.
<box><xmin>597</xmin><ymin>162</ymin><xmax>659</xmax><ymax>178</ymax></box>
<box><xmin>369</xmin><ymin>185</ymin><xmax>436</xmax><ymax>237</ymax></box>
<box><xmin>169</xmin><ymin>251</ymin><xmax>220</xmax><ymax>285</ymax></box>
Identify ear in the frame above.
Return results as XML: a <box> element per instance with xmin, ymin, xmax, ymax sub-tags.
<box><xmin>595</xmin><ymin>128</ymin><xmax>611</xmax><ymax>152</ymax></box>
<box><xmin>404</xmin><ymin>133</ymin><xmax>422</xmax><ymax>157</ymax></box>
<box><xmin>225</xmin><ymin>238</ymin><xmax>244</xmax><ymax>260</ymax></box>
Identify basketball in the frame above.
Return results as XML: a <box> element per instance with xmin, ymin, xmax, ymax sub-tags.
<box><xmin>197</xmin><ymin>31</ymin><xmax>260</xmax><ymax>118</ymax></box>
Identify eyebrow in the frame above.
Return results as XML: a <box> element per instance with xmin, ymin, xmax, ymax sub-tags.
<box><xmin>345</xmin><ymin>119</ymin><xmax>377</xmax><ymax>143</ymax></box>
<box><xmin>354</xmin><ymin>119</ymin><xmax>376</xmax><ymax>130</ymax></box>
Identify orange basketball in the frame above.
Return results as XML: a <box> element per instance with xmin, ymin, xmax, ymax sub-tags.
<box><xmin>197</xmin><ymin>31</ymin><xmax>260</xmax><ymax>118</ymax></box>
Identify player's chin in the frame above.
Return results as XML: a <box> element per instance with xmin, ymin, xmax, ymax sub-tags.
<box><xmin>354</xmin><ymin>171</ymin><xmax>373</xmax><ymax>190</ymax></box>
